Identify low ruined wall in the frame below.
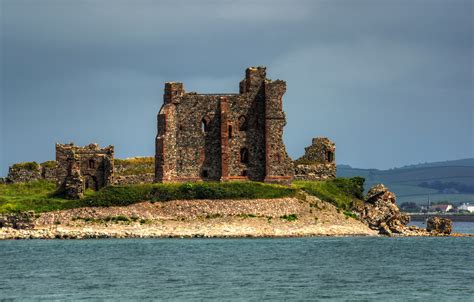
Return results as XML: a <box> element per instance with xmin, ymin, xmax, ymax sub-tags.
<box><xmin>5</xmin><ymin>161</ymin><xmax>57</xmax><ymax>183</ymax></box>
<box><xmin>113</xmin><ymin>157</ymin><xmax>154</xmax><ymax>185</ymax></box>
<box><xmin>294</xmin><ymin>163</ymin><xmax>336</xmax><ymax>181</ymax></box>
<box><xmin>113</xmin><ymin>174</ymin><xmax>155</xmax><ymax>185</ymax></box>
<box><xmin>7</xmin><ymin>163</ymin><xmax>42</xmax><ymax>183</ymax></box>
<box><xmin>41</xmin><ymin>161</ymin><xmax>57</xmax><ymax>181</ymax></box>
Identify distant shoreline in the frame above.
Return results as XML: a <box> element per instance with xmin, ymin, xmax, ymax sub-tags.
<box><xmin>409</xmin><ymin>213</ymin><xmax>474</xmax><ymax>222</ymax></box>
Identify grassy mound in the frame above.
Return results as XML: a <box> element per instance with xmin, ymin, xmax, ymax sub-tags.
<box><xmin>293</xmin><ymin>177</ymin><xmax>365</xmax><ymax>210</ymax></box>
<box><xmin>0</xmin><ymin>181</ymin><xmax>297</xmax><ymax>213</ymax></box>
<box><xmin>0</xmin><ymin>178</ymin><xmax>364</xmax><ymax>213</ymax></box>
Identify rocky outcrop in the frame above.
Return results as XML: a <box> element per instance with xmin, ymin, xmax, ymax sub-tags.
<box><xmin>427</xmin><ymin>217</ymin><xmax>453</xmax><ymax>235</ymax></box>
<box><xmin>354</xmin><ymin>184</ymin><xmax>457</xmax><ymax>237</ymax></box>
<box><xmin>356</xmin><ymin>184</ymin><xmax>411</xmax><ymax>236</ymax></box>
<box><xmin>0</xmin><ymin>212</ymin><xmax>35</xmax><ymax>229</ymax></box>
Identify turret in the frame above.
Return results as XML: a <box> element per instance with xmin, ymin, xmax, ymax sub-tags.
<box><xmin>239</xmin><ymin>66</ymin><xmax>266</xmax><ymax>94</ymax></box>
<box><xmin>164</xmin><ymin>82</ymin><xmax>184</xmax><ymax>104</ymax></box>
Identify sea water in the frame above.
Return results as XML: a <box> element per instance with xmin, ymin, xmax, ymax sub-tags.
<box><xmin>1</xmin><ymin>236</ymin><xmax>473</xmax><ymax>301</ymax></box>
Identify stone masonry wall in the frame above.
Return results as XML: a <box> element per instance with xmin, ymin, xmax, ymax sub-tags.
<box><xmin>6</xmin><ymin>161</ymin><xmax>57</xmax><ymax>183</ymax></box>
<box><xmin>294</xmin><ymin>137</ymin><xmax>336</xmax><ymax>181</ymax></box>
<box><xmin>56</xmin><ymin>143</ymin><xmax>114</xmax><ymax>199</ymax></box>
<box><xmin>155</xmin><ymin>67</ymin><xmax>294</xmax><ymax>184</ymax></box>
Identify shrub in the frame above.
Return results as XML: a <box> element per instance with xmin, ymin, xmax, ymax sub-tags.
<box><xmin>280</xmin><ymin>214</ymin><xmax>298</xmax><ymax>221</ymax></box>
<box><xmin>343</xmin><ymin>210</ymin><xmax>358</xmax><ymax>219</ymax></box>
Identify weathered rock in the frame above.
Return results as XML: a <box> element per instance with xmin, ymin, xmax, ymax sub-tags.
<box><xmin>426</xmin><ymin>217</ymin><xmax>453</xmax><ymax>234</ymax></box>
<box><xmin>366</xmin><ymin>184</ymin><xmax>396</xmax><ymax>204</ymax></box>
<box><xmin>356</xmin><ymin>184</ymin><xmax>410</xmax><ymax>235</ymax></box>
<box><xmin>0</xmin><ymin>212</ymin><xmax>35</xmax><ymax>229</ymax></box>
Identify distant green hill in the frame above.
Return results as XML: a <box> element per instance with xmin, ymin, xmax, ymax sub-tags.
<box><xmin>337</xmin><ymin>158</ymin><xmax>474</xmax><ymax>205</ymax></box>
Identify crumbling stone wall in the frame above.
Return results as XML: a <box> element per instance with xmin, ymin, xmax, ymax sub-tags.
<box><xmin>41</xmin><ymin>161</ymin><xmax>57</xmax><ymax>181</ymax></box>
<box><xmin>113</xmin><ymin>157</ymin><xmax>155</xmax><ymax>185</ymax></box>
<box><xmin>294</xmin><ymin>137</ymin><xmax>336</xmax><ymax>180</ymax></box>
<box><xmin>56</xmin><ymin>143</ymin><xmax>114</xmax><ymax>199</ymax></box>
<box><xmin>6</xmin><ymin>162</ymin><xmax>42</xmax><ymax>183</ymax></box>
<box><xmin>5</xmin><ymin>161</ymin><xmax>57</xmax><ymax>183</ymax></box>
<box><xmin>156</xmin><ymin>67</ymin><xmax>294</xmax><ymax>184</ymax></box>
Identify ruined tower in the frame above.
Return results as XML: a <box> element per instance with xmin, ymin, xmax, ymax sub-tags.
<box><xmin>56</xmin><ymin>143</ymin><xmax>114</xmax><ymax>198</ymax></box>
<box><xmin>155</xmin><ymin>67</ymin><xmax>294</xmax><ymax>184</ymax></box>
<box><xmin>294</xmin><ymin>137</ymin><xmax>336</xmax><ymax>180</ymax></box>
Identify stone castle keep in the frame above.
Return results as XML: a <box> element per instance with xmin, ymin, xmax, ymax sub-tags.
<box><xmin>155</xmin><ymin>67</ymin><xmax>294</xmax><ymax>184</ymax></box>
<box><xmin>2</xmin><ymin>67</ymin><xmax>336</xmax><ymax>198</ymax></box>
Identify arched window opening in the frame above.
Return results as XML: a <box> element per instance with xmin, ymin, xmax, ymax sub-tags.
<box><xmin>228</xmin><ymin>125</ymin><xmax>233</xmax><ymax>139</ymax></box>
<box><xmin>240</xmin><ymin>147</ymin><xmax>249</xmax><ymax>164</ymax></box>
<box><xmin>238</xmin><ymin>116</ymin><xmax>248</xmax><ymax>131</ymax></box>
<box><xmin>326</xmin><ymin>151</ymin><xmax>334</xmax><ymax>163</ymax></box>
<box><xmin>88</xmin><ymin>159</ymin><xmax>95</xmax><ymax>169</ymax></box>
<box><xmin>202</xmin><ymin>116</ymin><xmax>211</xmax><ymax>133</ymax></box>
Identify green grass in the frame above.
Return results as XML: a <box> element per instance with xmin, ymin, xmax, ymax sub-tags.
<box><xmin>0</xmin><ymin>180</ymin><xmax>86</xmax><ymax>213</ymax></box>
<box><xmin>0</xmin><ymin>178</ymin><xmax>367</xmax><ymax>214</ymax></box>
<box><xmin>280</xmin><ymin>214</ymin><xmax>298</xmax><ymax>221</ymax></box>
<box><xmin>293</xmin><ymin>177</ymin><xmax>365</xmax><ymax>210</ymax></box>
<box><xmin>84</xmin><ymin>181</ymin><xmax>297</xmax><ymax>207</ymax></box>
<box><xmin>343</xmin><ymin>210</ymin><xmax>358</xmax><ymax>219</ymax></box>
<box><xmin>0</xmin><ymin>180</ymin><xmax>297</xmax><ymax>213</ymax></box>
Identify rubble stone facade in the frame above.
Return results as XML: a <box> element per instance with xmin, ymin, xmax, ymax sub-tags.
<box><xmin>56</xmin><ymin>143</ymin><xmax>114</xmax><ymax>199</ymax></box>
<box><xmin>155</xmin><ymin>67</ymin><xmax>294</xmax><ymax>184</ymax></box>
<box><xmin>5</xmin><ymin>161</ymin><xmax>57</xmax><ymax>184</ymax></box>
<box><xmin>294</xmin><ymin>137</ymin><xmax>336</xmax><ymax>180</ymax></box>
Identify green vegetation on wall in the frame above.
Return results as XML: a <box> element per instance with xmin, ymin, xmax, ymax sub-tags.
<box><xmin>11</xmin><ymin>162</ymin><xmax>40</xmax><ymax>171</ymax></box>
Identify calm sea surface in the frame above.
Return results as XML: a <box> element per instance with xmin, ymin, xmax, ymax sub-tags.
<box><xmin>1</xmin><ymin>234</ymin><xmax>473</xmax><ymax>301</ymax></box>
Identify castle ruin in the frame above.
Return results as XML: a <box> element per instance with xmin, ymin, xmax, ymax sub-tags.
<box><xmin>56</xmin><ymin>143</ymin><xmax>114</xmax><ymax>199</ymax></box>
<box><xmin>294</xmin><ymin>137</ymin><xmax>336</xmax><ymax>180</ymax></box>
<box><xmin>155</xmin><ymin>67</ymin><xmax>294</xmax><ymax>184</ymax></box>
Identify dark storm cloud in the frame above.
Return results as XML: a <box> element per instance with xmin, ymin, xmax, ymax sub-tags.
<box><xmin>1</xmin><ymin>0</ymin><xmax>473</xmax><ymax>175</ymax></box>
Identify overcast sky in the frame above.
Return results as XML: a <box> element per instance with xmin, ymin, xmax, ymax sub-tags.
<box><xmin>1</xmin><ymin>0</ymin><xmax>473</xmax><ymax>176</ymax></box>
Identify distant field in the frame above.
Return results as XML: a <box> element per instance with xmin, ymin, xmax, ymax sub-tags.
<box><xmin>338</xmin><ymin>158</ymin><xmax>474</xmax><ymax>205</ymax></box>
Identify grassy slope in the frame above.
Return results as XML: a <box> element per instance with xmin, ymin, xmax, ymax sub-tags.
<box><xmin>0</xmin><ymin>178</ymin><xmax>364</xmax><ymax>214</ymax></box>
<box><xmin>338</xmin><ymin>159</ymin><xmax>474</xmax><ymax>204</ymax></box>
<box><xmin>0</xmin><ymin>181</ymin><xmax>297</xmax><ymax>213</ymax></box>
